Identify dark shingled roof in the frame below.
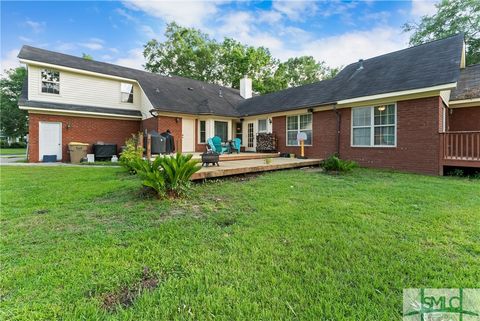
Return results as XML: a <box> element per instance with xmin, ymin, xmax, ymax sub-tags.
<box><xmin>237</xmin><ymin>34</ymin><xmax>464</xmax><ymax>115</ymax></box>
<box><xmin>18</xmin><ymin>34</ymin><xmax>465</xmax><ymax>117</ymax></box>
<box><xmin>450</xmin><ymin>63</ymin><xmax>480</xmax><ymax>100</ymax></box>
<box><xmin>18</xmin><ymin>45</ymin><xmax>242</xmax><ymax>117</ymax></box>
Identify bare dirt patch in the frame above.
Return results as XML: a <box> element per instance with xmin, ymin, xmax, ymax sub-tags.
<box><xmin>102</xmin><ymin>267</ymin><xmax>159</xmax><ymax>312</ymax></box>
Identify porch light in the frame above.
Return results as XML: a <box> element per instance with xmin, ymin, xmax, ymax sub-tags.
<box><xmin>377</xmin><ymin>105</ymin><xmax>386</xmax><ymax>111</ymax></box>
<box><xmin>149</xmin><ymin>109</ymin><xmax>160</xmax><ymax>118</ymax></box>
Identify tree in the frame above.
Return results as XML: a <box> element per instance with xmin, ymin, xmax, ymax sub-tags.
<box><xmin>403</xmin><ymin>0</ymin><xmax>480</xmax><ymax>65</ymax></box>
<box><xmin>143</xmin><ymin>22</ymin><xmax>220</xmax><ymax>83</ymax></box>
<box><xmin>218</xmin><ymin>38</ymin><xmax>278</xmax><ymax>93</ymax></box>
<box><xmin>82</xmin><ymin>53</ymin><xmax>93</xmax><ymax>61</ymax></box>
<box><xmin>143</xmin><ymin>22</ymin><xmax>340</xmax><ymax>94</ymax></box>
<box><xmin>0</xmin><ymin>67</ymin><xmax>28</xmax><ymax>139</ymax></box>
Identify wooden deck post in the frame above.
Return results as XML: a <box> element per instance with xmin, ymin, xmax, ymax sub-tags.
<box><xmin>146</xmin><ymin>134</ymin><xmax>152</xmax><ymax>160</ymax></box>
<box><xmin>138</xmin><ymin>132</ymin><xmax>144</xmax><ymax>153</ymax></box>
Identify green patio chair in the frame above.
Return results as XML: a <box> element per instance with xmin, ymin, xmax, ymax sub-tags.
<box><xmin>231</xmin><ymin>138</ymin><xmax>241</xmax><ymax>154</ymax></box>
<box><xmin>207</xmin><ymin>138</ymin><xmax>216</xmax><ymax>152</ymax></box>
<box><xmin>212</xmin><ymin>136</ymin><xmax>229</xmax><ymax>154</ymax></box>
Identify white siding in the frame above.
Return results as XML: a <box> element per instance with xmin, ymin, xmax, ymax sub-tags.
<box><xmin>28</xmin><ymin>65</ymin><xmax>141</xmax><ymax>110</ymax></box>
<box><xmin>139</xmin><ymin>88</ymin><xmax>154</xmax><ymax>119</ymax></box>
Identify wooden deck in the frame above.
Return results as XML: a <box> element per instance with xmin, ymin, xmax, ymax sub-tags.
<box><xmin>191</xmin><ymin>157</ymin><xmax>321</xmax><ymax>180</ymax></box>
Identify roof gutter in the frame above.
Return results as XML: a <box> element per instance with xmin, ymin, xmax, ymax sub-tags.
<box><xmin>337</xmin><ymin>83</ymin><xmax>457</xmax><ymax>105</ymax></box>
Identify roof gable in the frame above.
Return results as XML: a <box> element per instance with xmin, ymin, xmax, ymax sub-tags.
<box><xmin>450</xmin><ymin>63</ymin><xmax>480</xmax><ymax>100</ymax></box>
<box><xmin>18</xmin><ymin>45</ymin><xmax>242</xmax><ymax>117</ymax></box>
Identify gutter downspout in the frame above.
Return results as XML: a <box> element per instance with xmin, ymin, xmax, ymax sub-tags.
<box><xmin>333</xmin><ymin>103</ymin><xmax>341</xmax><ymax>157</ymax></box>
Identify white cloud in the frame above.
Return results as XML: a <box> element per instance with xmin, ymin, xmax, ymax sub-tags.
<box><xmin>114</xmin><ymin>48</ymin><xmax>145</xmax><ymax>70</ymax></box>
<box><xmin>25</xmin><ymin>19</ymin><xmax>45</xmax><ymax>33</ymax></box>
<box><xmin>122</xmin><ymin>0</ymin><xmax>218</xmax><ymax>28</ymax></box>
<box><xmin>89</xmin><ymin>37</ymin><xmax>105</xmax><ymax>44</ymax></box>
<box><xmin>55</xmin><ymin>42</ymin><xmax>76</xmax><ymax>51</ymax></box>
<box><xmin>272</xmin><ymin>1</ymin><xmax>316</xmax><ymax>21</ymax></box>
<box><xmin>1</xmin><ymin>49</ymin><xmax>21</xmax><ymax>74</ymax></box>
<box><xmin>257</xmin><ymin>10</ymin><xmax>283</xmax><ymax>25</ymax></box>
<box><xmin>276</xmin><ymin>27</ymin><xmax>410</xmax><ymax>68</ymax></box>
<box><xmin>411</xmin><ymin>0</ymin><xmax>439</xmax><ymax>18</ymax></box>
<box><xmin>79</xmin><ymin>38</ymin><xmax>105</xmax><ymax>51</ymax></box>
<box><xmin>140</xmin><ymin>25</ymin><xmax>157</xmax><ymax>39</ymax></box>
<box><xmin>115</xmin><ymin>7</ymin><xmax>137</xmax><ymax>22</ymax></box>
<box><xmin>19</xmin><ymin>36</ymin><xmax>34</xmax><ymax>43</ymax></box>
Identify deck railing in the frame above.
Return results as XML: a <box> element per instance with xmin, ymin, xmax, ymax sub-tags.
<box><xmin>442</xmin><ymin>131</ymin><xmax>480</xmax><ymax>161</ymax></box>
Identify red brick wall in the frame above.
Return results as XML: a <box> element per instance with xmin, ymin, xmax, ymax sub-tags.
<box><xmin>28</xmin><ymin>113</ymin><xmax>140</xmax><ymax>162</ymax></box>
<box><xmin>141</xmin><ymin>116</ymin><xmax>182</xmax><ymax>152</ymax></box>
<box><xmin>272</xmin><ymin>110</ymin><xmax>337</xmax><ymax>159</ymax></box>
<box><xmin>339</xmin><ymin>96</ymin><xmax>442</xmax><ymax>175</ymax></box>
<box><xmin>273</xmin><ymin>96</ymin><xmax>443</xmax><ymax>175</ymax></box>
<box><xmin>448</xmin><ymin>106</ymin><xmax>480</xmax><ymax>131</ymax></box>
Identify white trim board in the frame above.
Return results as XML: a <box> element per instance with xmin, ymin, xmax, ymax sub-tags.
<box><xmin>19</xmin><ymin>106</ymin><xmax>142</xmax><ymax>120</ymax></box>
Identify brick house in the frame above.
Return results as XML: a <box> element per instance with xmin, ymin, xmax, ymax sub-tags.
<box><xmin>18</xmin><ymin>34</ymin><xmax>479</xmax><ymax>175</ymax></box>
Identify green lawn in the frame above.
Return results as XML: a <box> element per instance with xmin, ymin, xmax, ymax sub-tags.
<box><xmin>1</xmin><ymin>166</ymin><xmax>479</xmax><ymax>321</ymax></box>
<box><xmin>0</xmin><ymin>148</ymin><xmax>26</xmax><ymax>156</ymax></box>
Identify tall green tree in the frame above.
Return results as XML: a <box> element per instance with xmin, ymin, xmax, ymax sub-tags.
<box><xmin>0</xmin><ymin>67</ymin><xmax>28</xmax><ymax>139</ymax></box>
<box><xmin>218</xmin><ymin>38</ymin><xmax>278</xmax><ymax>93</ymax></box>
<box><xmin>143</xmin><ymin>22</ymin><xmax>340</xmax><ymax>94</ymax></box>
<box><xmin>144</xmin><ymin>22</ymin><xmax>220</xmax><ymax>83</ymax></box>
<box><xmin>403</xmin><ymin>0</ymin><xmax>480</xmax><ymax>65</ymax></box>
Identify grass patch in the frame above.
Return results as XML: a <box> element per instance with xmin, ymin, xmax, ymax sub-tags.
<box><xmin>0</xmin><ymin>148</ymin><xmax>26</xmax><ymax>156</ymax></box>
<box><xmin>1</xmin><ymin>166</ymin><xmax>479</xmax><ymax>320</ymax></box>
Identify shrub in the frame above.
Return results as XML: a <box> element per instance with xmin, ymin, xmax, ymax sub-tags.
<box><xmin>321</xmin><ymin>154</ymin><xmax>358</xmax><ymax>173</ymax></box>
<box><xmin>448</xmin><ymin>168</ymin><xmax>465</xmax><ymax>177</ymax></box>
<box><xmin>119</xmin><ymin>136</ymin><xmax>143</xmax><ymax>173</ymax></box>
<box><xmin>133</xmin><ymin>157</ymin><xmax>166</xmax><ymax>198</ymax></box>
<box><xmin>0</xmin><ymin>140</ymin><xmax>8</xmax><ymax>148</ymax></box>
<box><xmin>160</xmin><ymin>153</ymin><xmax>201</xmax><ymax>197</ymax></box>
<box><xmin>9</xmin><ymin>141</ymin><xmax>26</xmax><ymax>148</ymax></box>
<box><xmin>133</xmin><ymin>153</ymin><xmax>201</xmax><ymax>198</ymax></box>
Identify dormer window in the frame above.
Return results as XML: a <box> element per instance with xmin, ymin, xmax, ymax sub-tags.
<box><xmin>41</xmin><ymin>69</ymin><xmax>60</xmax><ymax>94</ymax></box>
<box><xmin>121</xmin><ymin>83</ymin><xmax>133</xmax><ymax>103</ymax></box>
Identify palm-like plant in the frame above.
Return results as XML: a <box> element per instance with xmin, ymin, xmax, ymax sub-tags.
<box><xmin>159</xmin><ymin>153</ymin><xmax>201</xmax><ymax>197</ymax></box>
<box><xmin>133</xmin><ymin>157</ymin><xmax>166</xmax><ymax>198</ymax></box>
<box><xmin>133</xmin><ymin>153</ymin><xmax>201</xmax><ymax>198</ymax></box>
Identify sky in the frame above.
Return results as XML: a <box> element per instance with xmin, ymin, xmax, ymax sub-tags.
<box><xmin>1</xmin><ymin>0</ymin><xmax>440</xmax><ymax>74</ymax></box>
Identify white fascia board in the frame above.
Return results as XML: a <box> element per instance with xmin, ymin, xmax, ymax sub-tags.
<box><xmin>19</xmin><ymin>105</ymin><xmax>142</xmax><ymax>119</ymax></box>
<box><xmin>449</xmin><ymin>98</ymin><xmax>480</xmax><ymax>108</ymax></box>
<box><xmin>20</xmin><ymin>59</ymin><xmax>138</xmax><ymax>83</ymax></box>
<box><xmin>337</xmin><ymin>83</ymin><xmax>457</xmax><ymax>105</ymax></box>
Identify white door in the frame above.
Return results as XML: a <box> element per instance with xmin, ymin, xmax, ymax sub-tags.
<box><xmin>246</xmin><ymin>121</ymin><xmax>256</xmax><ymax>152</ymax></box>
<box><xmin>39</xmin><ymin>122</ymin><xmax>62</xmax><ymax>161</ymax></box>
<box><xmin>182</xmin><ymin>118</ymin><xmax>195</xmax><ymax>152</ymax></box>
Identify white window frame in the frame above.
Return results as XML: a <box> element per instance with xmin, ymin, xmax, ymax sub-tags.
<box><xmin>286</xmin><ymin>113</ymin><xmax>313</xmax><ymax>147</ymax></box>
<box><xmin>198</xmin><ymin>120</ymin><xmax>206</xmax><ymax>144</ymax></box>
<box><xmin>40</xmin><ymin>69</ymin><xmax>60</xmax><ymax>95</ymax></box>
<box><xmin>120</xmin><ymin>82</ymin><xmax>134</xmax><ymax>103</ymax></box>
<box><xmin>351</xmin><ymin>103</ymin><xmax>397</xmax><ymax>148</ymax></box>
<box><xmin>258</xmin><ymin>119</ymin><xmax>268</xmax><ymax>133</ymax></box>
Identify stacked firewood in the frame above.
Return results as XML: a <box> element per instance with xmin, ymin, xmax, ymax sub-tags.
<box><xmin>256</xmin><ymin>133</ymin><xmax>277</xmax><ymax>152</ymax></box>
